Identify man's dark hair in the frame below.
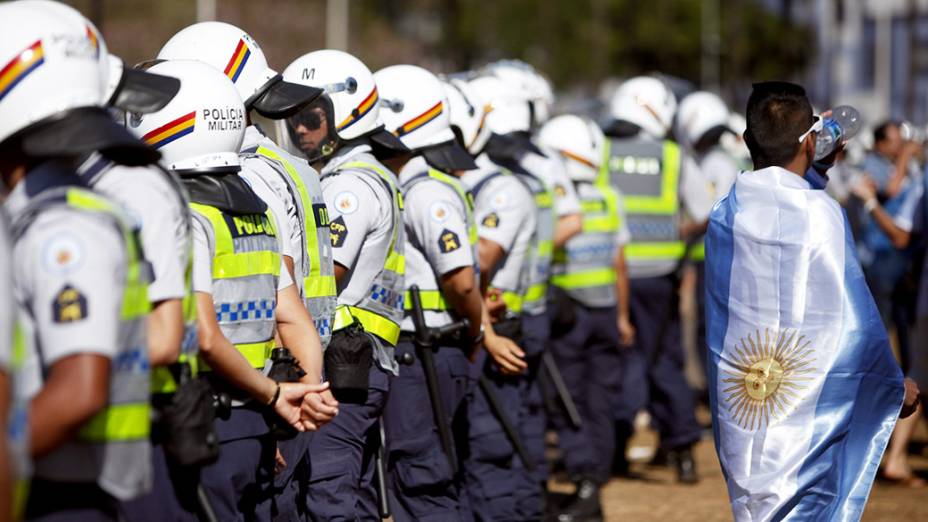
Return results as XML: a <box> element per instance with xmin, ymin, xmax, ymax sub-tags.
<box><xmin>744</xmin><ymin>81</ymin><xmax>814</xmax><ymax>167</ymax></box>
<box><xmin>873</xmin><ymin>120</ymin><xmax>899</xmax><ymax>144</ymax></box>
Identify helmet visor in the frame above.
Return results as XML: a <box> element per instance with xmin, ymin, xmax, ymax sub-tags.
<box><xmin>250</xmin><ymin>74</ymin><xmax>324</xmax><ymax>120</ymax></box>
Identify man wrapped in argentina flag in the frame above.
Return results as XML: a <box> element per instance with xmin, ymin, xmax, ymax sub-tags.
<box><xmin>705</xmin><ymin>81</ymin><xmax>913</xmax><ymax>521</ymax></box>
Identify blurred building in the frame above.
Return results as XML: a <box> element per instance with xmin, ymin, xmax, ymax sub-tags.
<box><xmin>810</xmin><ymin>0</ymin><xmax>928</xmax><ymax>127</ymax></box>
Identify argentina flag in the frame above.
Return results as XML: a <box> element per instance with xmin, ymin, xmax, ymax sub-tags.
<box><xmin>705</xmin><ymin>166</ymin><xmax>905</xmax><ymax>521</ymax></box>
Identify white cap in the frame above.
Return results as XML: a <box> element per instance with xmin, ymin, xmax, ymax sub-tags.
<box><xmin>538</xmin><ymin>114</ymin><xmax>605</xmax><ymax>182</ymax></box>
<box><xmin>608</xmin><ymin>76</ymin><xmax>677</xmax><ymax>139</ymax></box>
<box><xmin>676</xmin><ymin>90</ymin><xmax>730</xmax><ymax>148</ymax></box>
<box><xmin>129</xmin><ymin>60</ymin><xmax>245</xmax><ymax>173</ymax></box>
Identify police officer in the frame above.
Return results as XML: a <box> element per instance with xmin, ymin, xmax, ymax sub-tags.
<box><xmin>371</xmin><ymin>65</ymin><xmax>483</xmax><ymax>521</ymax></box>
<box><xmin>484</xmin><ymin>63</ymin><xmax>590</xmax><ymax>516</ymax></box>
<box><xmin>602</xmin><ymin>76</ymin><xmax>715</xmax><ymax>483</ymax></box>
<box><xmin>675</xmin><ymin>91</ymin><xmax>739</xmax><ymax>378</ymax></box>
<box><xmin>539</xmin><ymin>115</ymin><xmax>633</xmax><ymax>521</ymax></box>
<box><xmin>0</xmin><ymin>5</ymin><xmax>158</xmax><ymax>519</ymax></box>
<box><xmin>280</xmin><ymin>50</ymin><xmax>408</xmax><ymax>520</ymax></box>
<box><xmin>157</xmin><ymin>22</ymin><xmax>339</xmax><ymax>519</ymax></box>
<box><xmin>446</xmin><ymin>75</ymin><xmax>537</xmax><ymax>521</ymax></box>
<box><xmin>22</xmin><ymin>4</ymin><xmax>206</xmax><ymax>517</ymax></box>
<box><xmin>130</xmin><ymin>60</ymin><xmax>330</xmax><ymax>521</ymax></box>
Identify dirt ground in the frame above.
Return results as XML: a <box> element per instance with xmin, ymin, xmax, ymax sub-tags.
<box><xmin>546</xmin><ymin>419</ymin><xmax>928</xmax><ymax>521</ymax></box>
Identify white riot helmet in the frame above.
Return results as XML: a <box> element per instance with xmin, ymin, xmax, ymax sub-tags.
<box><xmin>157</xmin><ymin>22</ymin><xmax>322</xmax><ymax>119</ymax></box>
<box><xmin>279</xmin><ymin>49</ymin><xmax>406</xmax><ymax>163</ymax></box>
<box><xmin>373</xmin><ymin>65</ymin><xmax>476</xmax><ymax>172</ymax></box>
<box><xmin>608</xmin><ymin>76</ymin><xmax>677</xmax><ymax>139</ymax></box>
<box><xmin>676</xmin><ymin>90</ymin><xmax>730</xmax><ymax>149</ymax></box>
<box><xmin>129</xmin><ymin>60</ymin><xmax>245</xmax><ymax>173</ymax></box>
<box><xmin>538</xmin><ymin>114</ymin><xmax>605</xmax><ymax>183</ymax></box>
<box><xmin>442</xmin><ymin>77</ymin><xmax>492</xmax><ymax>156</ymax></box>
<box><xmin>469</xmin><ymin>74</ymin><xmax>532</xmax><ymax>135</ymax></box>
<box><xmin>23</xmin><ymin>0</ymin><xmax>180</xmax><ymax>114</ymax></box>
<box><xmin>484</xmin><ymin>60</ymin><xmax>554</xmax><ymax>126</ymax></box>
<box><xmin>0</xmin><ymin>2</ymin><xmax>152</xmax><ymax>161</ymax></box>
<box><xmin>720</xmin><ymin>112</ymin><xmax>750</xmax><ymax>165</ymax></box>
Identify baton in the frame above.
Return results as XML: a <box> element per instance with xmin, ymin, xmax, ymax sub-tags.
<box><xmin>541</xmin><ymin>350</ymin><xmax>583</xmax><ymax>429</ymax></box>
<box><xmin>478</xmin><ymin>374</ymin><xmax>535</xmax><ymax>472</ymax></box>
<box><xmin>196</xmin><ymin>484</ymin><xmax>219</xmax><ymax>522</ymax></box>
<box><xmin>374</xmin><ymin>420</ymin><xmax>391</xmax><ymax>519</ymax></box>
<box><xmin>408</xmin><ymin>286</ymin><xmax>463</xmax><ymax>475</ymax></box>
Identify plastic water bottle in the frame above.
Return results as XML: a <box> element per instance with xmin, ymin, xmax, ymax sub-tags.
<box><xmin>814</xmin><ymin>105</ymin><xmax>861</xmax><ymax>161</ymax></box>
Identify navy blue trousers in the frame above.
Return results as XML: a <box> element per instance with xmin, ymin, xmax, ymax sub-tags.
<box><xmin>120</xmin><ymin>442</ymin><xmax>199</xmax><ymax>522</ymax></box>
<box><xmin>383</xmin><ymin>340</ymin><xmax>472</xmax><ymax>522</ymax></box>
<box><xmin>512</xmin><ymin>312</ymin><xmax>548</xmax><ymax>520</ymax></box>
<box><xmin>550</xmin><ymin>304</ymin><xmax>622</xmax><ymax>484</ymax></box>
<box><xmin>305</xmin><ymin>365</ymin><xmax>390</xmax><ymax>521</ymax></box>
<box><xmin>461</xmin><ymin>349</ymin><xmax>523</xmax><ymax>522</ymax></box>
<box><xmin>615</xmin><ymin>275</ymin><xmax>700</xmax><ymax>448</ymax></box>
<box><xmin>198</xmin><ymin>407</ymin><xmax>277</xmax><ymax>522</ymax></box>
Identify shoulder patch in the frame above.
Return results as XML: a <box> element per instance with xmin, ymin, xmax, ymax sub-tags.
<box><xmin>438</xmin><ymin>229</ymin><xmax>461</xmax><ymax>253</ymax></box>
<box><xmin>555</xmin><ymin>184</ymin><xmax>567</xmax><ymax>198</ymax></box>
<box><xmin>330</xmin><ymin>216</ymin><xmax>348</xmax><ymax>247</ymax></box>
<box><xmin>52</xmin><ymin>285</ymin><xmax>88</xmax><ymax>323</ymax></box>
<box><xmin>42</xmin><ymin>234</ymin><xmax>84</xmax><ymax>276</ymax></box>
<box><xmin>429</xmin><ymin>201</ymin><xmax>451</xmax><ymax>223</ymax></box>
<box><xmin>334</xmin><ymin>191</ymin><xmax>359</xmax><ymax>215</ymax></box>
<box><xmin>491</xmin><ymin>192</ymin><xmax>510</xmax><ymax>210</ymax></box>
<box><xmin>481</xmin><ymin>212</ymin><xmax>500</xmax><ymax>229</ymax></box>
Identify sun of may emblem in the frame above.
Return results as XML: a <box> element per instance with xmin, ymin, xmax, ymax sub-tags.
<box><xmin>722</xmin><ymin>328</ymin><xmax>816</xmax><ymax>431</ymax></box>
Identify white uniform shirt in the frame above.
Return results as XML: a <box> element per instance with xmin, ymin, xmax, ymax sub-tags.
<box><xmin>238</xmin><ymin>167</ymin><xmax>294</xmax><ymax>261</ymax></box>
<box><xmin>680</xmin><ymin>151</ymin><xmax>714</xmax><ymax>223</ymax></box>
<box><xmin>240</xmin><ymin>125</ymin><xmax>321</xmax><ymax>277</ymax></box>
<box><xmin>79</xmin><ymin>156</ymin><xmax>190</xmax><ymax>303</ymax></box>
<box><xmin>321</xmin><ymin>145</ymin><xmax>399</xmax><ymax>304</ymax></box>
<box><xmin>463</xmin><ymin>154</ymin><xmax>536</xmax><ymax>296</ymax></box>
<box><xmin>399</xmin><ymin>157</ymin><xmax>476</xmax><ymax>330</ymax></box>
<box><xmin>0</xmin><ymin>214</ymin><xmax>13</xmax><ymax>371</ymax></box>
<box><xmin>320</xmin><ymin>145</ymin><xmax>402</xmax><ymax>374</ymax></box>
<box><xmin>526</xmin><ymin>142</ymin><xmax>582</xmax><ymax>217</ymax></box>
<box><xmin>5</xmin><ymin>179</ymin><xmax>127</xmax><ymax>398</ymax></box>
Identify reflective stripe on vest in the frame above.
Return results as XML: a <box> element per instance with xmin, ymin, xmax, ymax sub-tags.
<box><xmin>605</xmin><ymin>138</ymin><xmax>685</xmax><ymax>262</ymax></box>
<box><xmin>552</xmin><ymin>183</ymin><xmax>620</xmax><ymax>304</ymax></box>
<box><xmin>189</xmin><ymin>202</ymin><xmax>280</xmax><ymax>369</ymax></box>
<box><xmin>254</xmin><ymin>146</ymin><xmax>337</xmax><ymax>301</ymax></box>
<box><xmin>333</xmin><ymin>305</ymin><xmax>401</xmax><ymax>346</ymax></box>
<box><xmin>332</xmin><ymin>160</ymin><xmax>406</xmax><ymax>345</ymax></box>
<box><xmin>488</xmin><ymin>288</ymin><xmax>524</xmax><ymax>314</ymax></box>
<box><xmin>515</xmin><ymin>172</ymin><xmax>555</xmax><ymax>312</ymax></box>
<box><xmin>689</xmin><ymin>240</ymin><xmax>706</xmax><ymax>262</ymax></box>
<box><xmin>62</xmin><ymin>189</ymin><xmax>152</xmax><ymax>443</ymax></box>
<box><xmin>11</xmin><ymin>186</ymin><xmax>152</xmax><ymax>497</ymax></box>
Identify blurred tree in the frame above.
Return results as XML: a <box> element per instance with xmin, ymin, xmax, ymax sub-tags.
<box><xmin>60</xmin><ymin>0</ymin><xmax>812</xmax><ymax>101</ymax></box>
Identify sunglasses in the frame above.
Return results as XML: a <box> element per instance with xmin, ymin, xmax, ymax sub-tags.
<box><xmin>797</xmin><ymin>114</ymin><xmax>823</xmax><ymax>143</ymax></box>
